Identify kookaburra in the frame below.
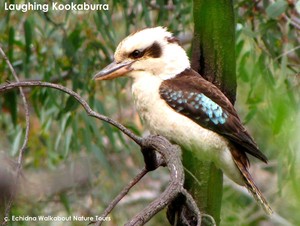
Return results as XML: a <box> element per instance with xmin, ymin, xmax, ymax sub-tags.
<box><xmin>94</xmin><ymin>27</ymin><xmax>272</xmax><ymax>214</ymax></box>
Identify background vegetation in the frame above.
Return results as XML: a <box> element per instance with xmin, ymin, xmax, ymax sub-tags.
<box><xmin>0</xmin><ymin>0</ymin><xmax>299</xmax><ymax>225</ymax></box>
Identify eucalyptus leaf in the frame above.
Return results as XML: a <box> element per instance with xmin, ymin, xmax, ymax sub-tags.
<box><xmin>4</xmin><ymin>91</ymin><xmax>17</xmax><ymax>126</ymax></box>
<box><xmin>24</xmin><ymin>19</ymin><xmax>32</xmax><ymax>62</ymax></box>
<box><xmin>266</xmin><ymin>0</ymin><xmax>288</xmax><ymax>19</ymax></box>
<box><xmin>64</xmin><ymin>96</ymin><xmax>79</xmax><ymax>113</ymax></box>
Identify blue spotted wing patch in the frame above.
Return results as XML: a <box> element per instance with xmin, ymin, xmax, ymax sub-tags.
<box><xmin>160</xmin><ymin>88</ymin><xmax>228</xmax><ymax>126</ymax></box>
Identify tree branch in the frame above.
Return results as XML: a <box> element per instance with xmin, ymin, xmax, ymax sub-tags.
<box><xmin>124</xmin><ymin>135</ymin><xmax>200</xmax><ymax>226</ymax></box>
<box><xmin>0</xmin><ymin>45</ymin><xmax>30</xmax><ymax>226</ymax></box>
<box><xmin>0</xmin><ymin>81</ymin><xmax>201</xmax><ymax>226</ymax></box>
<box><xmin>91</xmin><ymin>167</ymin><xmax>149</xmax><ymax>226</ymax></box>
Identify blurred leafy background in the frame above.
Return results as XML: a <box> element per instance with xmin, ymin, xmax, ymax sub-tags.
<box><xmin>0</xmin><ymin>0</ymin><xmax>299</xmax><ymax>225</ymax></box>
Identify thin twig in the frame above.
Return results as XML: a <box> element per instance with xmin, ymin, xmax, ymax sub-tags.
<box><xmin>91</xmin><ymin>168</ymin><xmax>148</xmax><ymax>226</ymax></box>
<box><xmin>92</xmin><ymin>155</ymin><xmax>165</xmax><ymax>226</ymax></box>
<box><xmin>274</xmin><ymin>45</ymin><xmax>300</xmax><ymax>61</ymax></box>
<box><xmin>181</xmin><ymin>189</ymin><xmax>202</xmax><ymax>226</ymax></box>
<box><xmin>0</xmin><ymin>45</ymin><xmax>30</xmax><ymax>225</ymax></box>
<box><xmin>282</xmin><ymin>13</ymin><xmax>300</xmax><ymax>30</ymax></box>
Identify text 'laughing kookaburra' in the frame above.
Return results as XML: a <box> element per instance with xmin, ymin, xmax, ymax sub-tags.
<box><xmin>93</xmin><ymin>27</ymin><xmax>273</xmax><ymax>214</ymax></box>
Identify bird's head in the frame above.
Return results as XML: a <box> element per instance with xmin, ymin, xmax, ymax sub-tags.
<box><xmin>93</xmin><ymin>27</ymin><xmax>190</xmax><ymax>81</ymax></box>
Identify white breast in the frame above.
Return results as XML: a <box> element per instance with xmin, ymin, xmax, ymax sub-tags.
<box><xmin>131</xmin><ymin>73</ymin><xmax>243</xmax><ymax>185</ymax></box>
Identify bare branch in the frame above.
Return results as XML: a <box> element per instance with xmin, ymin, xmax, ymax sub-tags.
<box><xmin>0</xmin><ymin>45</ymin><xmax>30</xmax><ymax>226</ymax></box>
<box><xmin>124</xmin><ymin>135</ymin><xmax>201</xmax><ymax>226</ymax></box>
<box><xmin>91</xmin><ymin>168</ymin><xmax>149</xmax><ymax>226</ymax></box>
<box><xmin>0</xmin><ymin>81</ymin><xmax>200</xmax><ymax>226</ymax></box>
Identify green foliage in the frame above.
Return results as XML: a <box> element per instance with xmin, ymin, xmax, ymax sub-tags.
<box><xmin>0</xmin><ymin>1</ymin><xmax>191</xmax><ymax>225</ymax></box>
<box><xmin>266</xmin><ymin>0</ymin><xmax>288</xmax><ymax>19</ymax></box>
<box><xmin>0</xmin><ymin>0</ymin><xmax>299</xmax><ymax>225</ymax></box>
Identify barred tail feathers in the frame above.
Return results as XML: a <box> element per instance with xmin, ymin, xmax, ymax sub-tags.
<box><xmin>230</xmin><ymin>148</ymin><xmax>273</xmax><ymax>215</ymax></box>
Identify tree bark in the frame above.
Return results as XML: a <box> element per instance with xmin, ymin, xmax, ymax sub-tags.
<box><xmin>184</xmin><ymin>0</ymin><xmax>237</xmax><ymax>225</ymax></box>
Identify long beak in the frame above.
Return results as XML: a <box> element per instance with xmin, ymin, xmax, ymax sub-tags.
<box><xmin>93</xmin><ymin>61</ymin><xmax>134</xmax><ymax>81</ymax></box>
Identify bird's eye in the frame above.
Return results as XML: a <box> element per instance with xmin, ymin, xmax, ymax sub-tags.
<box><xmin>130</xmin><ymin>50</ymin><xmax>144</xmax><ymax>59</ymax></box>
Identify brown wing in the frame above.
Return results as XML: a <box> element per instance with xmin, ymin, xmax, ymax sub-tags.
<box><xmin>159</xmin><ymin>68</ymin><xmax>267</xmax><ymax>163</ymax></box>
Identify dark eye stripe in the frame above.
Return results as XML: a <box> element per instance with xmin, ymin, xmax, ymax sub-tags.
<box><xmin>146</xmin><ymin>42</ymin><xmax>162</xmax><ymax>58</ymax></box>
<box><xmin>128</xmin><ymin>42</ymin><xmax>162</xmax><ymax>60</ymax></box>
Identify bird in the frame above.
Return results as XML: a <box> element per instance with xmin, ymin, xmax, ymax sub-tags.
<box><xmin>93</xmin><ymin>27</ymin><xmax>273</xmax><ymax>214</ymax></box>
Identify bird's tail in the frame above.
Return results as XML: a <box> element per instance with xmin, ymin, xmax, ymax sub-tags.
<box><xmin>231</xmin><ymin>150</ymin><xmax>273</xmax><ymax>215</ymax></box>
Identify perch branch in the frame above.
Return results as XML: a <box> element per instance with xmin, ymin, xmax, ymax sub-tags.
<box><xmin>0</xmin><ymin>81</ymin><xmax>200</xmax><ymax>226</ymax></box>
<box><xmin>124</xmin><ymin>135</ymin><xmax>201</xmax><ymax>226</ymax></box>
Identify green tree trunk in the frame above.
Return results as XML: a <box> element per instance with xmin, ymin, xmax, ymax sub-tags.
<box><xmin>184</xmin><ymin>0</ymin><xmax>237</xmax><ymax>225</ymax></box>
